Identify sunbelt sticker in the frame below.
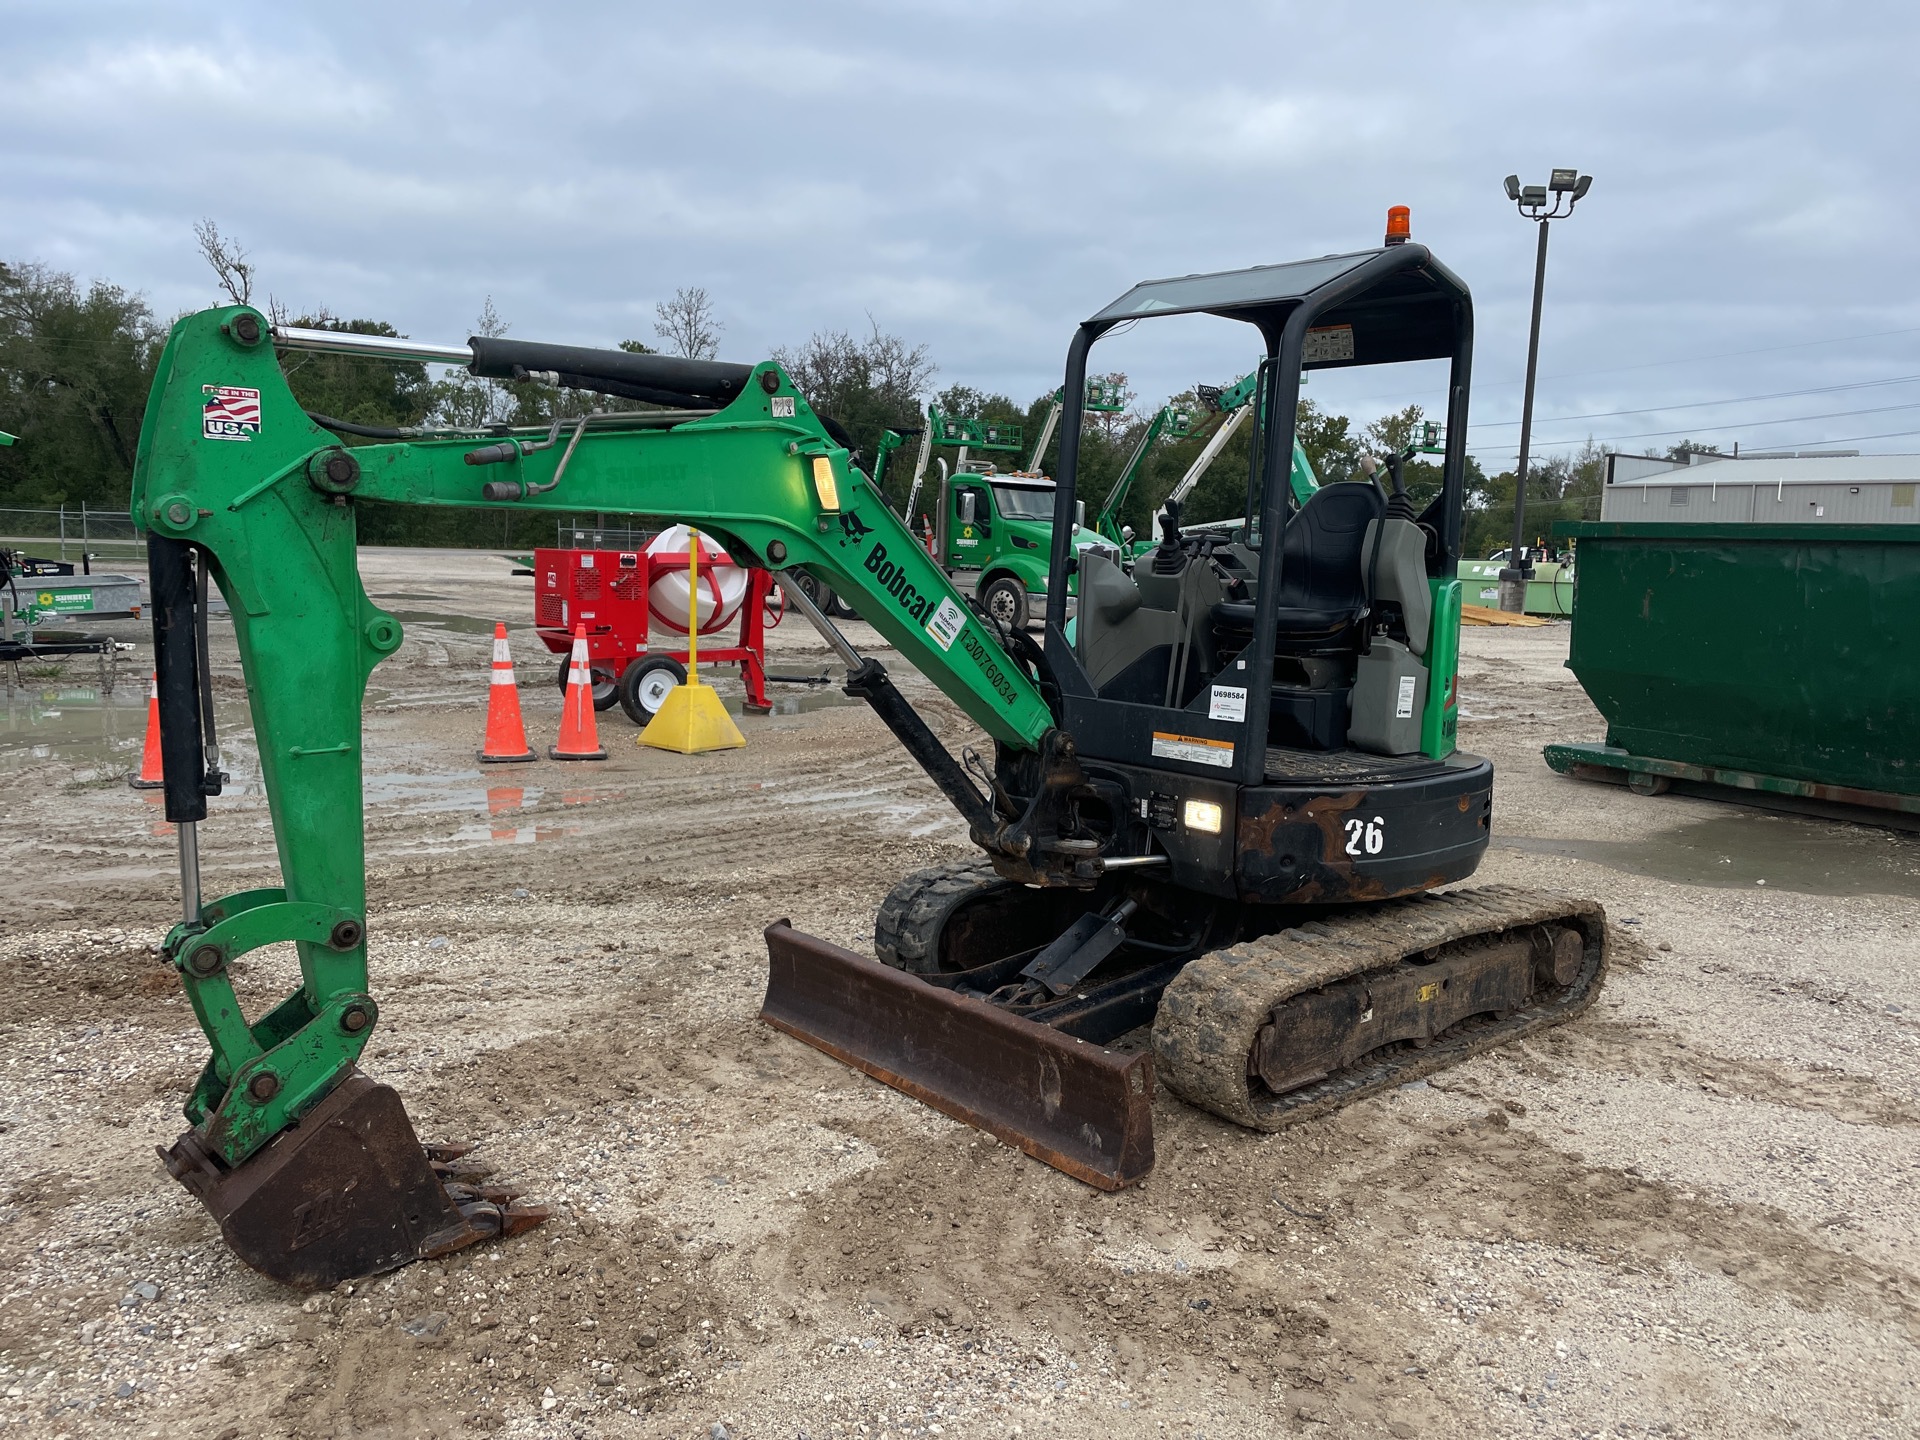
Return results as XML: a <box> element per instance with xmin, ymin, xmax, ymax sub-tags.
<box><xmin>926</xmin><ymin>597</ymin><xmax>966</xmax><ymax>651</ymax></box>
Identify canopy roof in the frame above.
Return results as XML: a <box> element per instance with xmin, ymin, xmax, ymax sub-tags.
<box><xmin>1085</xmin><ymin>244</ymin><xmax>1469</xmax><ymax>370</ymax></box>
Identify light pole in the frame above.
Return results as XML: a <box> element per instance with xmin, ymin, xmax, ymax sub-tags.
<box><xmin>1497</xmin><ymin>168</ymin><xmax>1592</xmax><ymax>614</ymax></box>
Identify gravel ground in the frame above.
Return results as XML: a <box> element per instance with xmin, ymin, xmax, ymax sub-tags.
<box><xmin>1</xmin><ymin>549</ymin><xmax>1915</xmax><ymax>1439</ymax></box>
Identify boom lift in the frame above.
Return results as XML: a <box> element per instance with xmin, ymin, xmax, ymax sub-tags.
<box><xmin>1087</xmin><ymin>400</ymin><xmax>1194</xmax><ymax>546</ymax></box>
<box><xmin>1136</xmin><ymin>373</ymin><xmax>1319</xmax><ymax>556</ymax></box>
<box><xmin>129</xmin><ymin>222</ymin><xmax>1604</xmax><ymax>1289</ymax></box>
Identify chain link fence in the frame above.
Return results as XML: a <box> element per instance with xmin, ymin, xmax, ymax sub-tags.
<box><xmin>0</xmin><ymin>506</ymin><xmax>145</xmax><ymax>568</ymax></box>
<box><xmin>0</xmin><ymin>507</ymin><xmax>676</xmax><ymax>566</ymax></box>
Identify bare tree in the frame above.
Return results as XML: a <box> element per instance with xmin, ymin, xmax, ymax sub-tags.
<box><xmin>653</xmin><ymin>286</ymin><xmax>722</xmax><ymax>360</ymax></box>
<box><xmin>775</xmin><ymin>317</ymin><xmax>935</xmax><ymax>418</ymax></box>
<box><xmin>194</xmin><ymin>219</ymin><xmax>254</xmax><ymax>306</ymax></box>
<box><xmin>473</xmin><ymin>294</ymin><xmax>509</xmax><ymax>341</ymax></box>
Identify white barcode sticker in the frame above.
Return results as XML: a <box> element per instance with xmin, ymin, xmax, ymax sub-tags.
<box><xmin>1208</xmin><ymin>685</ymin><xmax>1247</xmax><ymax>722</ymax></box>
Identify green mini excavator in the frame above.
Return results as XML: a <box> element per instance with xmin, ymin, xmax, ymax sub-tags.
<box><xmin>129</xmin><ymin>218</ymin><xmax>1605</xmax><ymax>1289</ymax></box>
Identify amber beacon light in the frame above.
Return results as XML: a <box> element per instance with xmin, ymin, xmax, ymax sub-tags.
<box><xmin>1384</xmin><ymin>206</ymin><xmax>1412</xmax><ymax>245</ymax></box>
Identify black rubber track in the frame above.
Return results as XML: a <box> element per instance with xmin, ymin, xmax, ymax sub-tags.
<box><xmin>1152</xmin><ymin>884</ymin><xmax>1607</xmax><ymax>1131</ymax></box>
<box><xmin>872</xmin><ymin>859</ymin><xmax>1009</xmax><ymax>974</ymax></box>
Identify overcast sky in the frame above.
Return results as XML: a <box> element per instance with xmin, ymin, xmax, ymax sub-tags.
<box><xmin>6</xmin><ymin>0</ymin><xmax>1917</xmax><ymax>467</ymax></box>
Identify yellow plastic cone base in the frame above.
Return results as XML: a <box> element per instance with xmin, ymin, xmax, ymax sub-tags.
<box><xmin>638</xmin><ymin>682</ymin><xmax>746</xmax><ymax>754</ymax></box>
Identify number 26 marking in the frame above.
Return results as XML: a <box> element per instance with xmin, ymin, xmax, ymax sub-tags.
<box><xmin>1344</xmin><ymin>816</ymin><xmax>1386</xmax><ymax>857</ymax></box>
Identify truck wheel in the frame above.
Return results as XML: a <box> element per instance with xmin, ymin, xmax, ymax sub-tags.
<box><xmin>557</xmin><ymin>655</ymin><xmax>620</xmax><ymax>711</ymax></box>
<box><xmin>790</xmin><ymin>571</ymin><xmax>838</xmax><ymax>615</ymax></box>
<box><xmin>981</xmin><ymin>575</ymin><xmax>1028</xmax><ymax>633</ymax></box>
<box><xmin>618</xmin><ymin>655</ymin><xmax>687</xmax><ymax>725</ymax></box>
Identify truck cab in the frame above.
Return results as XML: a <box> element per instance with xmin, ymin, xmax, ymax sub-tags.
<box><xmin>937</xmin><ymin>467</ymin><xmax>1115</xmax><ymax>631</ymax></box>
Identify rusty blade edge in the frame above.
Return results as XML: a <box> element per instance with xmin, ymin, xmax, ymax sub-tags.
<box><xmin>758</xmin><ymin>1013</ymin><xmax>1143</xmax><ymax>1191</ymax></box>
<box><xmin>760</xmin><ymin>923</ymin><xmax>1154</xmax><ymax>1191</ymax></box>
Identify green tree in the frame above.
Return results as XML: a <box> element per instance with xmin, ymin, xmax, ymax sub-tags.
<box><xmin>0</xmin><ymin>260</ymin><xmax>163</xmax><ymax>508</ymax></box>
<box><xmin>279</xmin><ymin>314</ymin><xmax>433</xmax><ymax>430</ymax></box>
<box><xmin>1297</xmin><ymin>398</ymin><xmax>1362</xmax><ymax>484</ymax></box>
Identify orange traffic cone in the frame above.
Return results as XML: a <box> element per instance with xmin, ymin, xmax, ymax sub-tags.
<box><xmin>478</xmin><ymin>623</ymin><xmax>538</xmax><ymax>763</ymax></box>
<box><xmin>550</xmin><ymin>623</ymin><xmax>607</xmax><ymax>761</ymax></box>
<box><xmin>129</xmin><ymin>672</ymin><xmax>164</xmax><ymax>789</ymax></box>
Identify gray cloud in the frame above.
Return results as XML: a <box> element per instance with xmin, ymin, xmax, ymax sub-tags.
<box><xmin>4</xmin><ymin>0</ymin><xmax>1915</xmax><ymax>463</ymax></box>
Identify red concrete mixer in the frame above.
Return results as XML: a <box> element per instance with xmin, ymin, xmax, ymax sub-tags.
<box><xmin>531</xmin><ymin>525</ymin><xmax>777</xmax><ymax>723</ymax></box>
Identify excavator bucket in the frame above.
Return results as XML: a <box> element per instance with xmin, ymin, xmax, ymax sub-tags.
<box><xmin>159</xmin><ymin>1069</ymin><xmax>547</xmax><ymax>1290</ymax></box>
<box><xmin>760</xmin><ymin>922</ymin><xmax>1154</xmax><ymax>1189</ymax></box>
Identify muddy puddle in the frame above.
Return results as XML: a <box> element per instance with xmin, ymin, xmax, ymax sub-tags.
<box><xmin>385</xmin><ymin>609</ymin><xmax>505</xmax><ymax>637</ymax></box>
<box><xmin>1497</xmin><ymin>810</ymin><xmax>1920</xmax><ymax>899</ymax></box>
<box><xmin>2</xmin><ymin>684</ymin><xmax>157</xmax><ymax>775</ymax></box>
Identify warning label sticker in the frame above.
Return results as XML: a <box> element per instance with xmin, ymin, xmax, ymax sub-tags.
<box><xmin>1151</xmin><ymin>731</ymin><xmax>1235</xmax><ymax>769</ymax></box>
<box><xmin>1303</xmin><ymin>325</ymin><xmax>1355</xmax><ymax>364</ymax></box>
<box><xmin>1396</xmin><ymin>674</ymin><xmax>1418</xmax><ymax>719</ymax></box>
<box><xmin>770</xmin><ymin>396</ymin><xmax>797</xmax><ymax>418</ymax></box>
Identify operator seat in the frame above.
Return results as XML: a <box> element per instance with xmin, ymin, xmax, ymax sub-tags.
<box><xmin>1212</xmin><ymin>479</ymin><xmax>1386</xmax><ymax>653</ymax></box>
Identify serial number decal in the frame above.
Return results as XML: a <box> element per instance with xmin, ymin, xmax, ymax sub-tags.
<box><xmin>1344</xmin><ymin>815</ymin><xmax>1386</xmax><ymax>856</ymax></box>
<box><xmin>1150</xmin><ymin>731</ymin><xmax>1234</xmax><ymax>769</ymax></box>
<box><xmin>961</xmin><ymin>628</ymin><xmax>1019</xmax><ymax>706</ymax></box>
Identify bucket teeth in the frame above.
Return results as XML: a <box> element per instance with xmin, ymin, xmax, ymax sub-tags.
<box><xmin>443</xmin><ymin>1180</ymin><xmax>524</xmax><ymax>1206</ymax></box>
<box><xmin>163</xmin><ymin>1069</ymin><xmax>548</xmax><ymax>1289</ymax></box>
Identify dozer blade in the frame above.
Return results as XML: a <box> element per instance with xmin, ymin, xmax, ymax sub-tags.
<box><xmin>761</xmin><ymin>922</ymin><xmax>1154</xmax><ymax>1190</ymax></box>
<box><xmin>159</xmin><ymin>1068</ymin><xmax>547</xmax><ymax>1290</ymax></box>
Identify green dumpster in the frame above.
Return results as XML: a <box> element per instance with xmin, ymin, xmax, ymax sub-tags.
<box><xmin>1457</xmin><ymin>557</ymin><xmax>1575</xmax><ymax>616</ymax></box>
<box><xmin>1543</xmin><ymin>520</ymin><xmax>1920</xmax><ymax>823</ymax></box>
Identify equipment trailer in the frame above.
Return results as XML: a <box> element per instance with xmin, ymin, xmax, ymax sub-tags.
<box><xmin>128</xmin><ymin>218</ymin><xmax>1603</xmax><ymax>1289</ymax></box>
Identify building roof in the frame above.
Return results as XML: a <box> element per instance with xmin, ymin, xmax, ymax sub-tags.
<box><xmin>1613</xmin><ymin>454</ymin><xmax>1920</xmax><ymax>486</ymax></box>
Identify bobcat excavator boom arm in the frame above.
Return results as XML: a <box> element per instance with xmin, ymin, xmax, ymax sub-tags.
<box><xmin>129</xmin><ymin>306</ymin><xmax>1076</xmax><ymax>1287</ymax></box>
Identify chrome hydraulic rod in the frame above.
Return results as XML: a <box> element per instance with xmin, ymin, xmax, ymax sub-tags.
<box><xmin>177</xmin><ymin>822</ymin><xmax>202</xmax><ymax>925</ymax></box>
<box><xmin>777</xmin><ymin>570</ymin><xmax>866</xmax><ymax>673</ymax></box>
<box><xmin>272</xmin><ymin>325</ymin><xmax>474</xmax><ymax>366</ymax></box>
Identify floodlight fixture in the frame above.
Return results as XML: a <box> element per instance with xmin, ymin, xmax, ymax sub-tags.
<box><xmin>1497</xmin><ymin>166</ymin><xmax>1595</xmax><ymax>609</ymax></box>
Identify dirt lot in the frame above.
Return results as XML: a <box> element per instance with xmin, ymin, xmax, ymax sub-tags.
<box><xmin>2</xmin><ymin>549</ymin><xmax>1917</xmax><ymax>1440</ymax></box>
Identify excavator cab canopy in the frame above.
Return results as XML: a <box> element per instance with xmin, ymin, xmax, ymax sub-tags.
<box><xmin>1044</xmin><ymin>240</ymin><xmax>1475</xmax><ymax>789</ymax></box>
<box><xmin>1084</xmin><ymin>246</ymin><xmax>1466</xmax><ymax>370</ymax></box>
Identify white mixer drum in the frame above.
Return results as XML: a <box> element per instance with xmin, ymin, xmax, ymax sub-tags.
<box><xmin>645</xmin><ymin>525</ymin><xmax>747</xmax><ymax>634</ymax></box>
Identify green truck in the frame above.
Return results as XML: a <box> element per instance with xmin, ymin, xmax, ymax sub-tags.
<box><xmin>898</xmin><ymin>391</ymin><xmax>1129</xmax><ymax>632</ymax></box>
<box><xmin>928</xmin><ymin>411</ymin><xmax>1119</xmax><ymax>631</ymax></box>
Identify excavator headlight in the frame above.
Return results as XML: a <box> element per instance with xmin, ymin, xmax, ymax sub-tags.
<box><xmin>1183</xmin><ymin>799</ymin><xmax>1223</xmax><ymax>834</ymax></box>
<box><xmin>810</xmin><ymin>455</ymin><xmax>840</xmax><ymax>512</ymax></box>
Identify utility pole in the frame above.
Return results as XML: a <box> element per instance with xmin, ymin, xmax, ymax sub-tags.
<box><xmin>1499</xmin><ymin>168</ymin><xmax>1592</xmax><ymax>614</ymax></box>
